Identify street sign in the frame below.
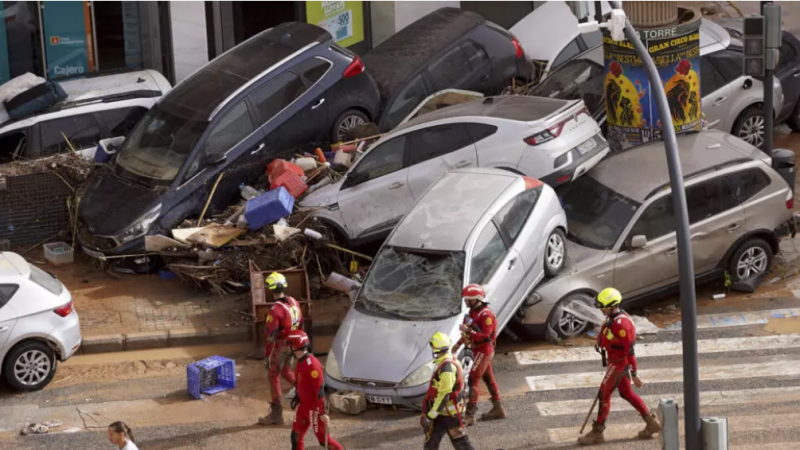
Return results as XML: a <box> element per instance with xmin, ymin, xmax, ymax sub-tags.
<box><xmin>743</xmin><ymin>15</ymin><xmax>765</xmax><ymax>77</ymax></box>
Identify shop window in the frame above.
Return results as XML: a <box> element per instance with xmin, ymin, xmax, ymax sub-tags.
<box><xmin>0</xmin><ymin>2</ymin><xmax>45</xmax><ymax>84</ymax></box>
<box><xmin>40</xmin><ymin>114</ymin><xmax>101</xmax><ymax>156</ymax></box>
<box><xmin>93</xmin><ymin>1</ymin><xmax>143</xmax><ymax>71</ymax></box>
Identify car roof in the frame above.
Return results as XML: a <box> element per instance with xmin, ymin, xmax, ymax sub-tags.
<box><xmin>0</xmin><ymin>252</ymin><xmax>28</xmax><ymax>278</ymax></box>
<box><xmin>363</xmin><ymin>7</ymin><xmax>484</xmax><ymax>108</ymax></box>
<box><xmin>589</xmin><ymin>130</ymin><xmax>765</xmax><ymax>202</ymax></box>
<box><xmin>395</xmin><ymin>95</ymin><xmax>572</xmax><ymax>131</ymax></box>
<box><xmin>165</xmin><ymin>22</ymin><xmax>330</xmax><ymax>122</ymax></box>
<box><xmin>388</xmin><ymin>168</ymin><xmax>518</xmax><ymax>251</ymax></box>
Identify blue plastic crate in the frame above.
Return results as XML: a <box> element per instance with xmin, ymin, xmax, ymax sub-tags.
<box><xmin>244</xmin><ymin>186</ymin><xmax>294</xmax><ymax>230</ymax></box>
<box><xmin>187</xmin><ymin>356</ymin><xmax>236</xmax><ymax>400</ymax></box>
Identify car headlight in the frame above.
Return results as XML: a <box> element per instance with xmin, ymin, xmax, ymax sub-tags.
<box><xmin>119</xmin><ymin>204</ymin><xmax>162</xmax><ymax>243</ymax></box>
<box><xmin>523</xmin><ymin>291</ymin><xmax>543</xmax><ymax>307</ymax></box>
<box><xmin>400</xmin><ymin>360</ymin><xmax>435</xmax><ymax>388</ymax></box>
<box><xmin>325</xmin><ymin>349</ymin><xmax>344</xmax><ymax>381</ymax></box>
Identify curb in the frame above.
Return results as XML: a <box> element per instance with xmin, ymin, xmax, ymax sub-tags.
<box><xmin>79</xmin><ymin>326</ymin><xmax>253</xmax><ymax>355</ymax></box>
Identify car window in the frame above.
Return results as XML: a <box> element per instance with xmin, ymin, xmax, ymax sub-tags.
<box><xmin>348</xmin><ymin>135</ymin><xmax>407</xmax><ymax>186</ymax></box>
<box><xmin>202</xmin><ymin>101</ymin><xmax>254</xmax><ymax>157</ymax></box>
<box><xmin>248</xmin><ymin>71</ymin><xmax>307</xmax><ymax>125</ymax></box>
<box><xmin>293</xmin><ymin>57</ymin><xmax>332</xmax><ymax>84</ymax></box>
<box><xmin>429</xmin><ymin>45</ymin><xmax>471</xmax><ymax>90</ymax></box>
<box><xmin>470</xmin><ymin>223</ymin><xmax>508</xmax><ymax>285</ymax></box>
<box><xmin>629</xmin><ymin>195</ymin><xmax>675</xmax><ymax>242</ymax></box>
<box><xmin>494</xmin><ymin>188</ymin><xmax>541</xmax><ymax>244</ymax></box>
<box><xmin>730</xmin><ymin>168</ymin><xmax>772</xmax><ymax>203</ymax></box>
<box><xmin>383</xmin><ymin>74</ymin><xmax>429</xmax><ymax>131</ymax></box>
<box><xmin>466</xmin><ymin>123</ymin><xmax>498</xmax><ymax>143</ymax></box>
<box><xmin>685</xmin><ymin>177</ymin><xmax>738</xmax><ymax>224</ymax></box>
<box><xmin>40</xmin><ymin>113</ymin><xmax>101</xmax><ymax>156</ymax></box>
<box><xmin>0</xmin><ymin>284</ymin><xmax>18</xmax><ymax>308</ymax></box>
<box><xmin>0</xmin><ymin>130</ymin><xmax>28</xmax><ymax>164</ymax></box>
<box><xmin>778</xmin><ymin>39</ymin><xmax>798</xmax><ymax>72</ymax></box>
<box><xmin>582</xmin><ymin>31</ymin><xmax>602</xmax><ymax>49</ymax></box>
<box><xmin>705</xmin><ymin>50</ymin><xmax>743</xmax><ymax>83</ymax></box>
<box><xmin>97</xmin><ymin>106</ymin><xmax>149</xmax><ymax>137</ymax></box>
<box><xmin>461</xmin><ymin>41</ymin><xmax>489</xmax><ymax>70</ymax></box>
<box><xmin>406</xmin><ymin>124</ymin><xmax>473</xmax><ymax>165</ymax></box>
<box><xmin>551</xmin><ymin>37</ymin><xmax>582</xmax><ymax>70</ymax></box>
<box><xmin>531</xmin><ymin>59</ymin><xmax>605</xmax><ymax>115</ymax></box>
<box><xmin>700</xmin><ymin>57</ymin><xmax>727</xmax><ymax>95</ymax></box>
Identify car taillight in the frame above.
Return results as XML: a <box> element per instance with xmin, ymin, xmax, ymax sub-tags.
<box><xmin>523</xmin><ymin>177</ymin><xmax>543</xmax><ymax>190</ymax></box>
<box><xmin>343</xmin><ymin>55</ymin><xmax>365</xmax><ymax>78</ymax></box>
<box><xmin>556</xmin><ymin>174</ymin><xmax>572</xmax><ymax>184</ymax></box>
<box><xmin>511</xmin><ymin>37</ymin><xmax>524</xmax><ymax>59</ymax></box>
<box><xmin>786</xmin><ymin>190</ymin><xmax>794</xmax><ymax>209</ymax></box>
<box><xmin>524</xmin><ymin>107</ymin><xmax>590</xmax><ymax>146</ymax></box>
<box><xmin>54</xmin><ymin>301</ymin><xmax>74</xmax><ymax>317</ymax></box>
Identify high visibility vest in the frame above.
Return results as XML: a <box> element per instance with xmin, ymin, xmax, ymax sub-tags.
<box><xmin>275</xmin><ymin>296</ymin><xmax>302</xmax><ymax>331</ymax></box>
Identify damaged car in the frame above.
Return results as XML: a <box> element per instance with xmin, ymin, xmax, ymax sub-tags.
<box><xmin>78</xmin><ymin>22</ymin><xmax>379</xmax><ymax>261</ymax></box>
<box><xmin>510</xmin><ymin>130</ymin><xmax>796</xmax><ymax>342</ymax></box>
<box><xmin>301</xmin><ymin>95</ymin><xmax>606</xmax><ymax>246</ymax></box>
<box><xmin>325</xmin><ymin>168</ymin><xmax>567</xmax><ymax>407</ymax></box>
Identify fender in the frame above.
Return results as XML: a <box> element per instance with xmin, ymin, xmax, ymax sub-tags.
<box><xmin>716</xmin><ymin>228</ymin><xmax>780</xmax><ymax>271</ymax></box>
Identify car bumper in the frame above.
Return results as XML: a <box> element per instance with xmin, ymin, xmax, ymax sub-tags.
<box><xmin>50</xmin><ymin>311</ymin><xmax>82</xmax><ymax>361</ymax></box>
<box><xmin>775</xmin><ymin>213</ymin><xmax>800</xmax><ymax>239</ymax></box>
<box><xmin>325</xmin><ymin>374</ymin><xmax>428</xmax><ymax>409</ymax></box>
<box><xmin>542</xmin><ymin>146</ymin><xmax>610</xmax><ymax>187</ymax></box>
<box><xmin>80</xmin><ymin>235</ymin><xmax>145</xmax><ymax>259</ymax></box>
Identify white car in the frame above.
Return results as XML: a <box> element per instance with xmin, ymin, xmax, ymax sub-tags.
<box><xmin>301</xmin><ymin>95</ymin><xmax>608</xmax><ymax>245</ymax></box>
<box><xmin>325</xmin><ymin>168</ymin><xmax>567</xmax><ymax>407</ymax></box>
<box><xmin>0</xmin><ymin>252</ymin><xmax>80</xmax><ymax>391</ymax></box>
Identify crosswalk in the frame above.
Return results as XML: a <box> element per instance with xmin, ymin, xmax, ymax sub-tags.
<box><xmin>507</xmin><ymin>305</ymin><xmax>800</xmax><ymax>447</ymax></box>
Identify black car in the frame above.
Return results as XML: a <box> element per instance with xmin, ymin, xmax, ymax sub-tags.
<box><xmin>78</xmin><ymin>22</ymin><xmax>380</xmax><ymax>259</ymax></box>
<box><xmin>364</xmin><ymin>7</ymin><xmax>533</xmax><ymax>132</ymax></box>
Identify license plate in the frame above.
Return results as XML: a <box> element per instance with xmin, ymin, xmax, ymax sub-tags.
<box><xmin>576</xmin><ymin>137</ymin><xmax>598</xmax><ymax>155</ymax></box>
<box><xmin>366</xmin><ymin>395</ymin><xmax>393</xmax><ymax>405</ymax></box>
<box><xmin>82</xmin><ymin>246</ymin><xmax>106</xmax><ymax>261</ymax></box>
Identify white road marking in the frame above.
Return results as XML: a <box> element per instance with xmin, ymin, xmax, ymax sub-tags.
<box><xmin>666</xmin><ymin>308</ymin><xmax>800</xmax><ymax>330</ymax></box>
<box><xmin>536</xmin><ymin>386</ymin><xmax>800</xmax><ymax>416</ymax></box>
<box><xmin>526</xmin><ymin>361</ymin><xmax>800</xmax><ymax>392</ymax></box>
<box><xmin>515</xmin><ymin>333</ymin><xmax>800</xmax><ymax>365</ymax></box>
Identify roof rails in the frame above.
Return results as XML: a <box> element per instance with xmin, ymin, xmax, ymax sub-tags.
<box><xmin>643</xmin><ymin>158</ymin><xmax>752</xmax><ymax>200</ymax></box>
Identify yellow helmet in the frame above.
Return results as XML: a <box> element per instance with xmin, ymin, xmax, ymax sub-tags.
<box><xmin>429</xmin><ymin>331</ymin><xmax>452</xmax><ymax>353</ymax></box>
<box><xmin>266</xmin><ymin>272</ymin><xmax>288</xmax><ymax>291</ymax></box>
<box><xmin>595</xmin><ymin>287</ymin><xmax>622</xmax><ymax>309</ymax></box>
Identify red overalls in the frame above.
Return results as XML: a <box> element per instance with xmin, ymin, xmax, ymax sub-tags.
<box><xmin>455</xmin><ymin>304</ymin><xmax>500</xmax><ymax>406</ymax></box>
<box><xmin>291</xmin><ymin>353</ymin><xmax>343</xmax><ymax>450</ymax></box>
<box><xmin>595</xmin><ymin>311</ymin><xmax>649</xmax><ymax>425</ymax></box>
<box><xmin>265</xmin><ymin>296</ymin><xmax>303</xmax><ymax>405</ymax></box>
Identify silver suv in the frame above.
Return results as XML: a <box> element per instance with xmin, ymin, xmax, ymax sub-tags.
<box><xmin>512</xmin><ymin>130</ymin><xmax>796</xmax><ymax>341</ymax></box>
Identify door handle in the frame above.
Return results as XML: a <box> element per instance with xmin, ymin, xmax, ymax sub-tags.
<box><xmin>388</xmin><ymin>182</ymin><xmax>404</xmax><ymax>190</ymax></box>
<box><xmin>691</xmin><ymin>232</ymin><xmax>705</xmax><ymax>240</ymax></box>
<box><xmin>311</xmin><ymin>98</ymin><xmax>325</xmax><ymax>110</ymax></box>
<box><xmin>727</xmin><ymin>223</ymin><xmax>740</xmax><ymax>233</ymax></box>
<box><xmin>665</xmin><ymin>248</ymin><xmax>677</xmax><ymax>256</ymax></box>
<box><xmin>713</xmin><ymin>96</ymin><xmax>727</xmax><ymax>106</ymax></box>
<box><xmin>508</xmin><ymin>258</ymin><xmax>517</xmax><ymax>270</ymax></box>
<box><xmin>793</xmin><ymin>71</ymin><xmax>800</xmax><ymax>78</ymax></box>
<box><xmin>0</xmin><ymin>326</ymin><xmax>8</xmax><ymax>333</ymax></box>
<box><xmin>455</xmin><ymin>160</ymin><xmax>471</xmax><ymax>168</ymax></box>
<box><xmin>250</xmin><ymin>143</ymin><xmax>265</xmax><ymax>155</ymax></box>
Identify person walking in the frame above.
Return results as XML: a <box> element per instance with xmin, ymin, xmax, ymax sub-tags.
<box><xmin>452</xmin><ymin>284</ymin><xmax>505</xmax><ymax>426</ymax></box>
<box><xmin>108</xmin><ymin>422</ymin><xmax>138</xmax><ymax>450</ymax></box>
<box><xmin>260</xmin><ymin>271</ymin><xmax>304</xmax><ymax>426</ymax></box>
<box><xmin>577</xmin><ymin>287</ymin><xmax>662</xmax><ymax>445</ymax></box>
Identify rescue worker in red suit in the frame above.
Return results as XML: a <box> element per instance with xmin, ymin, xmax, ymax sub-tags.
<box><xmin>259</xmin><ymin>272</ymin><xmax>304</xmax><ymax>426</ymax></box>
<box><xmin>420</xmin><ymin>332</ymin><xmax>475</xmax><ymax>450</ymax></box>
<box><xmin>578</xmin><ymin>287</ymin><xmax>662</xmax><ymax>445</ymax></box>
<box><xmin>451</xmin><ymin>284</ymin><xmax>506</xmax><ymax>426</ymax></box>
<box><xmin>285</xmin><ymin>330</ymin><xmax>344</xmax><ymax>450</ymax></box>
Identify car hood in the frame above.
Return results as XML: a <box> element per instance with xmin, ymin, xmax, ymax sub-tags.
<box><xmin>333</xmin><ymin>308</ymin><xmax>462</xmax><ymax>383</ymax></box>
<box><xmin>299</xmin><ymin>179</ymin><xmax>344</xmax><ymax>208</ymax></box>
<box><xmin>79</xmin><ymin>174</ymin><xmax>160</xmax><ymax>235</ymax></box>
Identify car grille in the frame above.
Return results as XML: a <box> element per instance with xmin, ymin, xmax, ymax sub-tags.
<box><xmin>78</xmin><ymin>226</ymin><xmax>119</xmax><ymax>251</ymax></box>
<box><xmin>346</xmin><ymin>379</ymin><xmax>397</xmax><ymax>389</ymax></box>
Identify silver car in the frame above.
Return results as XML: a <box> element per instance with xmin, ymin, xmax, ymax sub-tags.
<box><xmin>511</xmin><ymin>130</ymin><xmax>796</xmax><ymax>341</ymax></box>
<box><xmin>325</xmin><ymin>168</ymin><xmax>567</xmax><ymax>407</ymax></box>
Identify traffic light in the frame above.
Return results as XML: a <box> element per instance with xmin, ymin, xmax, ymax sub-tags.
<box><xmin>743</xmin><ymin>16</ymin><xmax>765</xmax><ymax>77</ymax></box>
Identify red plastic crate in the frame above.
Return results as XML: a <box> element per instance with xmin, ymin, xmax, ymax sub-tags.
<box><xmin>267</xmin><ymin>159</ymin><xmax>304</xmax><ymax>183</ymax></box>
<box><xmin>270</xmin><ymin>170</ymin><xmax>307</xmax><ymax>198</ymax></box>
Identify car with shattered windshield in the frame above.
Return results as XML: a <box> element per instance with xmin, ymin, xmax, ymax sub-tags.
<box><xmin>510</xmin><ymin>130</ymin><xmax>796</xmax><ymax>342</ymax></box>
<box><xmin>77</xmin><ymin>22</ymin><xmax>379</xmax><ymax>262</ymax></box>
<box><xmin>324</xmin><ymin>168</ymin><xmax>567</xmax><ymax>407</ymax></box>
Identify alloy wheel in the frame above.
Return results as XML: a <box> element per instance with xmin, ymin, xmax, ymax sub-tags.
<box><xmin>547</xmin><ymin>233</ymin><xmax>565</xmax><ymax>270</ymax></box>
<box><xmin>738</xmin><ymin>115</ymin><xmax>765</xmax><ymax>148</ymax></box>
<box><xmin>558</xmin><ymin>311</ymin><xmax>587</xmax><ymax>337</ymax></box>
<box><xmin>736</xmin><ymin>246</ymin><xmax>768</xmax><ymax>280</ymax></box>
<box><xmin>337</xmin><ymin>115</ymin><xmax>366</xmax><ymax>141</ymax></box>
<box><xmin>13</xmin><ymin>350</ymin><xmax>51</xmax><ymax>387</ymax></box>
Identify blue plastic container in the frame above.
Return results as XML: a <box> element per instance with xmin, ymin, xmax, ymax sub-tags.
<box><xmin>158</xmin><ymin>269</ymin><xmax>177</xmax><ymax>281</ymax></box>
<box><xmin>187</xmin><ymin>356</ymin><xmax>236</xmax><ymax>400</ymax></box>
<box><xmin>244</xmin><ymin>186</ymin><xmax>294</xmax><ymax>231</ymax></box>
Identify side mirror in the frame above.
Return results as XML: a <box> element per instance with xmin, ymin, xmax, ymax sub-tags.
<box><xmin>743</xmin><ymin>78</ymin><xmax>753</xmax><ymax>90</ymax></box>
<box><xmin>344</xmin><ymin>171</ymin><xmax>366</xmax><ymax>188</ymax></box>
<box><xmin>630</xmin><ymin>235</ymin><xmax>647</xmax><ymax>249</ymax></box>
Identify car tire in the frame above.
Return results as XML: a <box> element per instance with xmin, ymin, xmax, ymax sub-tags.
<box><xmin>331</xmin><ymin>109</ymin><xmax>368</xmax><ymax>143</ymax></box>
<box><xmin>789</xmin><ymin>104</ymin><xmax>800</xmax><ymax>133</ymax></box>
<box><xmin>727</xmin><ymin>238</ymin><xmax>773</xmax><ymax>283</ymax></box>
<box><xmin>733</xmin><ymin>107</ymin><xmax>766</xmax><ymax>148</ymax></box>
<box><xmin>549</xmin><ymin>293</ymin><xmax>593</xmax><ymax>339</ymax></box>
<box><xmin>3</xmin><ymin>341</ymin><xmax>57</xmax><ymax>392</ymax></box>
<box><xmin>544</xmin><ymin>228</ymin><xmax>567</xmax><ymax>277</ymax></box>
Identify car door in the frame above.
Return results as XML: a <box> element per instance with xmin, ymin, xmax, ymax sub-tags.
<box><xmin>0</xmin><ymin>285</ymin><xmax>19</xmax><ymax>351</ymax></box>
<box><xmin>37</xmin><ymin>113</ymin><xmax>102</xmax><ymax>159</ymax></box>
<box><xmin>468</xmin><ymin>221</ymin><xmax>525</xmax><ymax>327</ymax></box>
<box><xmin>700</xmin><ymin>56</ymin><xmax>733</xmax><ymax>131</ymax></box>
<box><xmin>428</xmin><ymin>44</ymin><xmax>478</xmax><ymax>93</ymax></box>
<box><xmin>405</xmin><ymin>123</ymin><xmax>478</xmax><ymax>201</ymax></box>
<box><xmin>775</xmin><ymin>35</ymin><xmax>800</xmax><ymax>118</ymax></box>
<box><xmin>337</xmin><ymin>134</ymin><xmax>414</xmax><ymax>240</ymax></box>
<box><xmin>287</xmin><ymin>56</ymin><xmax>334</xmax><ymax>146</ymax></box>
<box><xmin>461</xmin><ymin>40</ymin><xmax>492</xmax><ymax>93</ymax></box>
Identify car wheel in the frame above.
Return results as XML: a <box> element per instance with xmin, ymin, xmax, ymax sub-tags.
<box><xmin>544</xmin><ymin>228</ymin><xmax>567</xmax><ymax>277</ymax></box>
<box><xmin>789</xmin><ymin>105</ymin><xmax>800</xmax><ymax>133</ymax></box>
<box><xmin>3</xmin><ymin>341</ymin><xmax>57</xmax><ymax>391</ymax></box>
<box><xmin>549</xmin><ymin>293</ymin><xmax>593</xmax><ymax>339</ymax></box>
<box><xmin>727</xmin><ymin>238</ymin><xmax>773</xmax><ymax>282</ymax></box>
<box><xmin>733</xmin><ymin>107</ymin><xmax>766</xmax><ymax>148</ymax></box>
<box><xmin>332</xmin><ymin>109</ymin><xmax>368</xmax><ymax>143</ymax></box>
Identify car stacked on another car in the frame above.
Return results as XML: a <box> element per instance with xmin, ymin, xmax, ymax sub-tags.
<box><xmin>325</xmin><ymin>168</ymin><xmax>567</xmax><ymax>408</ymax></box>
<box><xmin>509</xmin><ymin>130</ymin><xmax>796</xmax><ymax>342</ymax></box>
<box><xmin>301</xmin><ymin>95</ymin><xmax>608</xmax><ymax>246</ymax></box>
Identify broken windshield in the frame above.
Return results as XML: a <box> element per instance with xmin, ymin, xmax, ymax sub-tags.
<box><xmin>356</xmin><ymin>247</ymin><xmax>465</xmax><ymax>321</ymax></box>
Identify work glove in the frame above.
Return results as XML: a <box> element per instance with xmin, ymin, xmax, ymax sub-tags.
<box><xmin>632</xmin><ymin>374</ymin><xmax>644</xmax><ymax>388</ymax></box>
<box><xmin>420</xmin><ymin>414</ymin><xmax>432</xmax><ymax>430</ymax></box>
<box><xmin>290</xmin><ymin>393</ymin><xmax>300</xmax><ymax>410</ymax></box>
<box><xmin>320</xmin><ymin>414</ymin><xmax>330</xmax><ymax>425</ymax></box>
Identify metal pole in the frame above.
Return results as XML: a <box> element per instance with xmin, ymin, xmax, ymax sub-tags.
<box><xmin>607</xmin><ymin>3</ymin><xmax>701</xmax><ymax>449</ymax></box>
<box><xmin>594</xmin><ymin>1</ymin><xmax>603</xmax><ymax>23</ymax></box>
<box><xmin>762</xmin><ymin>1</ymin><xmax>774</xmax><ymax>160</ymax></box>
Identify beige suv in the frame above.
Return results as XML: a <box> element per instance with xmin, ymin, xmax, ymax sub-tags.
<box><xmin>512</xmin><ymin>130</ymin><xmax>796</xmax><ymax>341</ymax></box>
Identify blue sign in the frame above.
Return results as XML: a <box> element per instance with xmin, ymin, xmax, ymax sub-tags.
<box><xmin>0</xmin><ymin>5</ymin><xmax>10</xmax><ymax>84</ymax></box>
<box><xmin>42</xmin><ymin>1</ymin><xmax>94</xmax><ymax>79</ymax></box>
